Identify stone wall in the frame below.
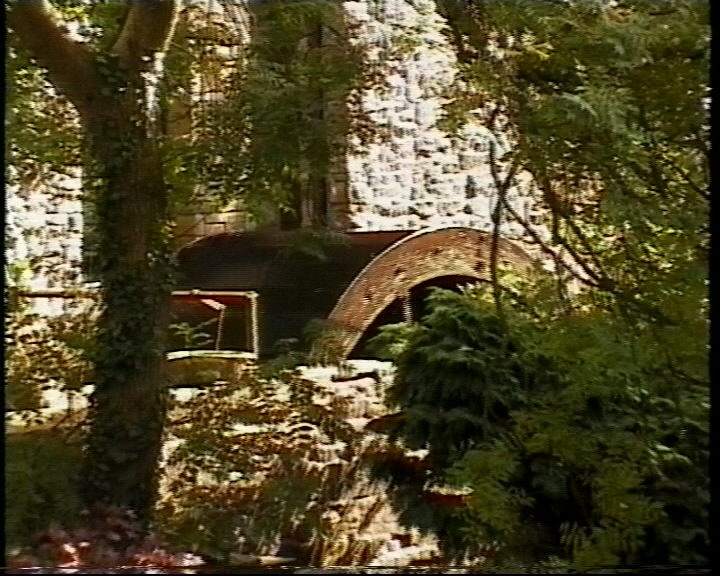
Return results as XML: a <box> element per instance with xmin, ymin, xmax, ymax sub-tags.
<box><xmin>6</xmin><ymin>0</ymin><xmax>549</xmax><ymax>302</ymax></box>
<box><xmin>6</xmin><ymin>166</ymin><xmax>85</xmax><ymax>314</ymax></box>
<box><xmin>9</xmin><ymin>357</ymin><xmax>444</xmax><ymax>567</ymax></box>
<box><xmin>175</xmin><ymin>0</ymin><xmax>547</xmax><ymax>242</ymax></box>
<box><xmin>331</xmin><ymin>0</ymin><xmax>539</xmax><ymax>238</ymax></box>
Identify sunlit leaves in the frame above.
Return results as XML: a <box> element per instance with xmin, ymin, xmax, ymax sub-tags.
<box><xmin>157</xmin><ymin>362</ymin><xmax>367</xmax><ymax>561</ymax></box>
<box><xmin>6</xmin><ymin>43</ymin><xmax>83</xmax><ymax>178</ymax></box>
<box><xmin>178</xmin><ymin>0</ymin><xmax>379</xmax><ymax>220</ymax></box>
<box><xmin>6</xmin><ymin>305</ymin><xmax>98</xmax><ymax>412</ymax></box>
<box><xmin>384</xmin><ymin>3</ymin><xmax>708</xmax><ymax>562</ymax></box>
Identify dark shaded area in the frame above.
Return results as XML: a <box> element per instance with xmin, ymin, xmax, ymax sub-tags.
<box><xmin>174</xmin><ymin>230</ymin><xmax>409</xmax><ymax>356</ymax></box>
<box><xmin>352</xmin><ymin>297</ymin><xmax>406</xmax><ymax>357</ymax></box>
<box><xmin>168</xmin><ymin>295</ymin><xmax>254</xmax><ymax>352</ymax></box>
<box><xmin>409</xmin><ymin>274</ymin><xmax>482</xmax><ymax>319</ymax></box>
<box><xmin>352</xmin><ymin>275</ymin><xmax>482</xmax><ymax>357</ymax></box>
<box><xmin>368</xmin><ymin>288</ymin><xmax>570</xmax><ymax>563</ymax></box>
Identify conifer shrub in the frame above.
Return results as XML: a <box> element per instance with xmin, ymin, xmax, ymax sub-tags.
<box><xmin>370</xmin><ymin>283</ymin><xmax>709</xmax><ymax>569</ymax></box>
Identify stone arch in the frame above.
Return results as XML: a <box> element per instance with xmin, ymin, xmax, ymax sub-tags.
<box><xmin>322</xmin><ymin>227</ymin><xmax>534</xmax><ymax>359</ymax></box>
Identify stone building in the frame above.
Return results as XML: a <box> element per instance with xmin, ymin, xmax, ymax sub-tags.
<box><xmin>170</xmin><ymin>0</ymin><xmax>546</xmax><ymax>357</ymax></box>
<box><xmin>9</xmin><ymin>0</ymin><xmax>547</xmax><ymax>355</ymax></box>
<box><xmin>175</xmin><ymin>0</ymin><xmax>543</xmax><ymax>243</ymax></box>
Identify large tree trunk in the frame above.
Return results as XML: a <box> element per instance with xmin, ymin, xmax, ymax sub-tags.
<box><xmin>8</xmin><ymin>0</ymin><xmax>180</xmax><ymax>529</ymax></box>
<box><xmin>80</xmin><ymin>109</ymin><xmax>173</xmax><ymax>525</ymax></box>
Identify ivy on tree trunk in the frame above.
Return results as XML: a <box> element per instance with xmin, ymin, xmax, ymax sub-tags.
<box><xmin>8</xmin><ymin>0</ymin><xmax>180</xmax><ymax>529</ymax></box>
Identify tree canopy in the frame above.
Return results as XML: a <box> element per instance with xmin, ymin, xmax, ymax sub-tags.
<box><xmin>6</xmin><ymin>0</ymin><xmax>709</xmax><ymax>569</ymax></box>
<box><xmin>375</xmin><ymin>0</ymin><xmax>709</xmax><ymax>568</ymax></box>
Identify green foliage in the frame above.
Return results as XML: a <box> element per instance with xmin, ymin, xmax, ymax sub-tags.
<box><xmin>260</xmin><ymin>314</ymin><xmax>352</xmax><ymax>376</ymax></box>
<box><xmin>176</xmin><ymin>0</ymin><xmax>384</xmax><ymax>221</ymax></box>
<box><xmin>386</xmin><ymin>288</ymin><xmax>557</xmax><ymax>470</ymax></box>
<box><xmin>5</xmin><ymin>305</ymin><xmax>97</xmax><ymax>412</ymax></box>
<box><xmin>402</xmin><ymin>2</ymin><xmax>711</xmax><ymax>567</ymax></box>
<box><xmin>380</xmin><ymin>278</ymin><xmax>708</xmax><ymax>567</ymax></box>
<box><xmin>365</xmin><ymin>321</ymin><xmax>416</xmax><ymax>361</ymax></box>
<box><xmin>441</xmin><ymin>0</ymin><xmax>709</xmax><ymax>283</ymax></box>
<box><xmin>6</xmin><ymin>0</ymin><xmax>395</xmax><ymax>527</ymax></box>
<box><xmin>170</xmin><ymin>318</ymin><xmax>217</xmax><ymax>350</ymax></box>
<box><xmin>260</xmin><ymin>338</ymin><xmax>308</xmax><ymax>377</ymax></box>
<box><xmin>5</xmin><ymin>431</ymin><xmax>84</xmax><ymax>551</ymax></box>
<box><xmin>307</xmin><ymin>319</ymin><xmax>358</xmax><ymax>368</ymax></box>
<box><xmin>371</xmin><ymin>287</ymin><xmax>562</xmax><ymax>561</ymax></box>
<box><xmin>156</xmin><ymin>362</ymin><xmax>365</xmax><ymax>563</ymax></box>
<box><xmin>5</xmin><ymin>39</ymin><xmax>82</xmax><ymax>179</ymax></box>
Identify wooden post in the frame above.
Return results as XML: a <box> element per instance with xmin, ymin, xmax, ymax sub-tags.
<box><xmin>250</xmin><ymin>292</ymin><xmax>260</xmax><ymax>358</ymax></box>
<box><xmin>401</xmin><ymin>291</ymin><xmax>413</xmax><ymax>323</ymax></box>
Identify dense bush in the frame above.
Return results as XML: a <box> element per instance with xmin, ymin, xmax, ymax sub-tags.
<box><xmin>371</xmin><ymin>281</ymin><xmax>708</xmax><ymax>568</ymax></box>
<box><xmin>368</xmin><ymin>286</ymin><xmax>564</xmax><ymax>563</ymax></box>
<box><xmin>377</xmin><ymin>0</ymin><xmax>710</xmax><ymax>568</ymax></box>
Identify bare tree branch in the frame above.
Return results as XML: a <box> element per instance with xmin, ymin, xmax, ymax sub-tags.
<box><xmin>499</xmin><ymin>197</ymin><xmax>600</xmax><ymax>289</ymax></box>
<box><xmin>488</xmin><ymin>137</ymin><xmax>519</xmax><ymax>323</ymax></box>
<box><xmin>482</xmin><ymin>107</ymin><xmax>602</xmax><ymax>295</ymax></box>
<box><xmin>537</xmin><ymin>177</ymin><xmax>609</xmax><ymax>286</ymax></box>
<box><xmin>111</xmin><ymin>0</ymin><xmax>181</xmax><ymax>71</ymax></box>
<box><xmin>6</xmin><ymin>0</ymin><xmax>102</xmax><ymax>117</ymax></box>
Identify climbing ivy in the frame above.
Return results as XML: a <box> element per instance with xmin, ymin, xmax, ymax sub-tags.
<box><xmin>6</xmin><ymin>0</ymin><xmax>394</xmax><ymax>534</ymax></box>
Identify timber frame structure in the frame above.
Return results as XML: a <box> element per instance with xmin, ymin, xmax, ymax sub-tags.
<box><xmin>16</xmin><ymin>289</ymin><xmax>261</xmax><ymax>358</ymax></box>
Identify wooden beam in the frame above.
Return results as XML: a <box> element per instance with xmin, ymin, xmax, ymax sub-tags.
<box><xmin>18</xmin><ymin>289</ymin><xmax>259</xmax><ymax>299</ymax></box>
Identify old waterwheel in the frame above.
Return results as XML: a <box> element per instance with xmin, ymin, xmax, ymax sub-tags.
<box><xmin>172</xmin><ymin>226</ymin><xmax>534</xmax><ymax>360</ymax></box>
